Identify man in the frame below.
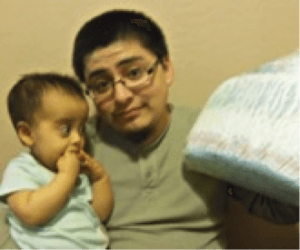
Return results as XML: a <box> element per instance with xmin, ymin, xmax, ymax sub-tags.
<box><xmin>71</xmin><ymin>9</ymin><xmax>298</xmax><ymax>249</ymax></box>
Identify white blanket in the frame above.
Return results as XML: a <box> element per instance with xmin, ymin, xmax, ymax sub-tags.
<box><xmin>185</xmin><ymin>50</ymin><xmax>299</xmax><ymax>206</ymax></box>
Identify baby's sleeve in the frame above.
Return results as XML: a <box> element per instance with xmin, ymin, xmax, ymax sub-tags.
<box><xmin>0</xmin><ymin>156</ymin><xmax>41</xmax><ymax>203</ymax></box>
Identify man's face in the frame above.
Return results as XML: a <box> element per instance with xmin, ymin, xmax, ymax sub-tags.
<box><xmin>84</xmin><ymin>39</ymin><xmax>174</xmax><ymax>138</ymax></box>
<box><xmin>29</xmin><ymin>89</ymin><xmax>89</xmax><ymax>171</ymax></box>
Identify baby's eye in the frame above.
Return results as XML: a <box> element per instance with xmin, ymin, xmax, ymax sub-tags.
<box><xmin>60</xmin><ymin>124</ymin><xmax>71</xmax><ymax>136</ymax></box>
<box><xmin>79</xmin><ymin>126</ymin><xmax>85</xmax><ymax>135</ymax></box>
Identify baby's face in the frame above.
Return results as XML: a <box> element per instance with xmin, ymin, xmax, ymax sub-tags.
<box><xmin>29</xmin><ymin>88</ymin><xmax>89</xmax><ymax>171</ymax></box>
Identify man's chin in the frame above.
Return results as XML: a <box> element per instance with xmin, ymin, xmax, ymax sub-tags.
<box><xmin>113</xmin><ymin>122</ymin><xmax>153</xmax><ymax>143</ymax></box>
<box><xmin>113</xmin><ymin>116</ymin><xmax>149</xmax><ymax>133</ymax></box>
<box><xmin>115</xmin><ymin>124</ymin><xmax>150</xmax><ymax>135</ymax></box>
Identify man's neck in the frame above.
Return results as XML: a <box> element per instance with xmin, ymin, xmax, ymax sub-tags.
<box><xmin>124</xmin><ymin>128</ymin><xmax>154</xmax><ymax>145</ymax></box>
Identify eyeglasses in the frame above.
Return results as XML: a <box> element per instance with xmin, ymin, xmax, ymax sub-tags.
<box><xmin>85</xmin><ymin>59</ymin><xmax>160</xmax><ymax>101</ymax></box>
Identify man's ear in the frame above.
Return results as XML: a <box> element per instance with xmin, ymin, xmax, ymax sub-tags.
<box><xmin>17</xmin><ymin>121</ymin><xmax>34</xmax><ymax>147</ymax></box>
<box><xmin>162</xmin><ymin>56</ymin><xmax>175</xmax><ymax>86</ymax></box>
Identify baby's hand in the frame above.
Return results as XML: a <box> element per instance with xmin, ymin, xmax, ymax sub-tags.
<box><xmin>57</xmin><ymin>146</ymin><xmax>81</xmax><ymax>178</ymax></box>
<box><xmin>79</xmin><ymin>151</ymin><xmax>107</xmax><ymax>182</ymax></box>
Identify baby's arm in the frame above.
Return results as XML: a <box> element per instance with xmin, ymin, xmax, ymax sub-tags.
<box><xmin>80</xmin><ymin>151</ymin><xmax>114</xmax><ymax>223</ymax></box>
<box><xmin>7</xmin><ymin>148</ymin><xmax>80</xmax><ymax>227</ymax></box>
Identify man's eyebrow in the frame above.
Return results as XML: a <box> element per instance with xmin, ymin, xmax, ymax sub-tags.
<box><xmin>87</xmin><ymin>56</ymin><xmax>144</xmax><ymax>81</ymax></box>
<box><xmin>116</xmin><ymin>56</ymin><xmax>144</xmax><ymax>67</ymax></box>
<box><xmin>88</xmin><ymin>69</ymin><xmax>107</xmax><ymax>81</ymax></box>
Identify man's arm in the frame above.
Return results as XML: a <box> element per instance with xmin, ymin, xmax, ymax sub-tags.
<box><xmin>228</xmin><ymin>185</ymin><xmax>299</xmax><ymax>224</ymax></box>
<box><xmin>7</xmin><ymin>149</ymin><xmax>80</xmax><ymax>227</ymax></box>
<box><xmin>80</xmin><ymin>151</ymin><xmax>114</xmax><ymax>222</ymax></box>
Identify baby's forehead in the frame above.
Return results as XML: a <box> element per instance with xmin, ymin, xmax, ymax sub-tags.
<box><xmin>43</xmin><ymin>84</ymin><xmax>84</xmax><ymax>98</ymax></box>
<box><xmin>34</xmin><ymin>87</ymin><xmax>88</xmax><ymax>121</ymax></box>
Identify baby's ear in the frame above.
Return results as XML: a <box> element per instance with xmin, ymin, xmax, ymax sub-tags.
<box><xmin>17</xmin><ymin>121</ymin><xmax>34</xmax><ymax>147</ymax></box>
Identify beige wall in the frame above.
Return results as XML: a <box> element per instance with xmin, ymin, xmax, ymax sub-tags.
<box><xmin>0</xmin><ymin>0</ymin><xmax>298</xmax><ymax>248</ymax></box>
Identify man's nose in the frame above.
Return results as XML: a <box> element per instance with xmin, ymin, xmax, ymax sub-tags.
<box><xmin>114</xmin><ymin>80</ymin><xmax>134</xmax><ymax>103</ymax></box>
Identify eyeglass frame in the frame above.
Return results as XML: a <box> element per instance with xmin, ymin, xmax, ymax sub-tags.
<box><xmin>84</xmin><ymin>58</ymin><xmax>160</xmax><ymax>100</ymax></box>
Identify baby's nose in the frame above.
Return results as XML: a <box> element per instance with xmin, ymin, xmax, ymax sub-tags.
<box><xmin>71</xmin><ymin>131</ymin><xmax>83</xmax><ymax>147</ymax></box>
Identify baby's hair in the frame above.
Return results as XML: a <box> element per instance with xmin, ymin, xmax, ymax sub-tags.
<box><xmin>7</xmin><ymin>73</ymin><xmax>86</xmax><ymax>130</ymax></box>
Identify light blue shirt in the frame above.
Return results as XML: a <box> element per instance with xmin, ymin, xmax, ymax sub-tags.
<box><xmin>0</xmin><ymin>152</ymin><xmax>108</xmax><ymax>249</ymax></box>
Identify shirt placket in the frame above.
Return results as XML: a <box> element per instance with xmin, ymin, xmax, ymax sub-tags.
<box><xmin>139</xmin><ymin>153</ymin><xmax>158</xmax><ymax>192</ymax></box>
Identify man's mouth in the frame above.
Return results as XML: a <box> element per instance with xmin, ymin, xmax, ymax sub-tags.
<box><xmin>114</xmin><ymin>106</ymin><xmax>144</xmax><ymax>117</ymax></box>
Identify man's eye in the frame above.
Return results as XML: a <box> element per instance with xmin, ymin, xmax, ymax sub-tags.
<box><xmin>127</xmin><ymin>67</ymin><xmax>143</xmax><ymax>79</ymax></box>
<box><xmin>93</xmin><ymin>81</ymin><xmax>112</xmax><ymax>92</ymax></box>
<box><xmin>147</xmin><ymin>66</ymin><xmax>154</xmax><ymax>74</ymax></box>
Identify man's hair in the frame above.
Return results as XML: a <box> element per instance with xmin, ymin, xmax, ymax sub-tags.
<box><xmin>7</xmin><ymin>73</ymin><xmax>85</xmax><ymax>130</ymax></box>
<box><xmin>72</xmin><ymin>9</ymin><xmax>169</xmax><ymax>82</ymax></box>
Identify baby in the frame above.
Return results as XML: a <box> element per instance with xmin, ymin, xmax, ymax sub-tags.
<box><xmin>0</xmin><ymin>73</ymin><xmax>113</xmax><ymax>249</ymax></box>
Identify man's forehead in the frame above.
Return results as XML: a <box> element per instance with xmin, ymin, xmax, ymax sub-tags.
<box><xmin>85</xmin><ymin>39</ymin><xmax>153</xmax><ymax>67</ymax></box>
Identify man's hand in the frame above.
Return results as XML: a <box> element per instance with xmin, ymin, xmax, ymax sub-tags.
<box><xmin>79</xmin><ymin>151</ymin><xmax>108</xmax><ymax>182</ymax></box>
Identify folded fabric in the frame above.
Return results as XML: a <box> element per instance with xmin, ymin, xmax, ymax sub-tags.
<box><xmin>185</xmin><ymin>50</ymin><xmax>299</xmax><ymax>206</ymax></box>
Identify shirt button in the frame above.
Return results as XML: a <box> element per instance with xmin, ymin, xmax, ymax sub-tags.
<box><xmin>146</xmin><ymin>171</ymin><xmax>152</xmax><ymax>179</ymax></box>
